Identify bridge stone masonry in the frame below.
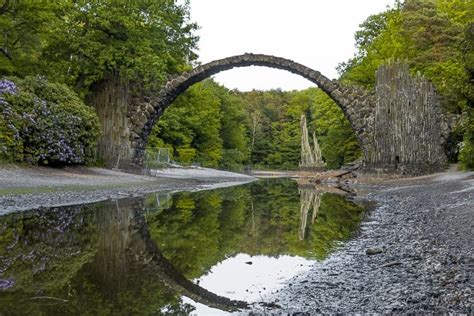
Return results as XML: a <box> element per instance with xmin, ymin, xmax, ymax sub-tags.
<box><xmin>91</xmin><ymin>53</ymin><xmax>453</xmax><ymax>174</ymax></box>
<box><xmin>131</xmin><ymin>54</ymin><xmax>376</xmax><ymax>164</ymax></box>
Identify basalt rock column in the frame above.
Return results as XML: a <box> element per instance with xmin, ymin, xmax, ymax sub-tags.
<box><xmin>300</xmin><ymin>114</ymin><xmax>315</xmax><ymax>167</ymax></box>
<box><xmin>370</xmin><ymin>62</ymin><xmax>447</xmax><ymax>173</ymax></box>
<box><xmin>86</xmin><ymin>73</ymin><xmax>135</xmax><ymax>167</ymax></box>
<box><xmin>300</xmin><ymin>114</ymin><xmax>326</xmax><ymax>168</ymax></box>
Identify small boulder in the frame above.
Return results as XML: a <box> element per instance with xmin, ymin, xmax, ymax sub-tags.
<box><xmin>366</xmin><ymin>247</ymin><xmax>383</xmax><ymax>255</ymax></box>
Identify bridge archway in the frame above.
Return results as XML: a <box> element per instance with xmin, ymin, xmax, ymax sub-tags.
<box><xmin>130</xmin><ymin>53</ymin><xmax>375</xmax><ymax>164</ymax></box>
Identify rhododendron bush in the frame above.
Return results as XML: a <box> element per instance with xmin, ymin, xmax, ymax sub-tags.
<box><xmin>0</xmin><ymin>77</ymin><xmax>99</xmax><ymax>165</ymax></box>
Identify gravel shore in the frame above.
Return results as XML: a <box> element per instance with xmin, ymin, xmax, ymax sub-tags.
<box><xmin>1</xmin><ymin>165</ymin><xmax>472</xmax><ymax>313</ymax></box>
<box><xmin>0</xmin><ymin>165</ymin><xmax>254</xmax><ymax>214</ymax></box>
<box><xmin>257</xmin><ymin>168</ymin><xmax>473</xmax><ymax>314</ymax></box>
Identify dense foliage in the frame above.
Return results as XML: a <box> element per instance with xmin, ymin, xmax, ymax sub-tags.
<box><xmin>0</xmin><ymin>1</ymin><xmax>198</xmax><ymax>93</ymax></box>
<box><xmin>0</xmin><ymin>0</ymin><xmax>198</xmax><ymax>165</ymax></box>
<box><xmin>148</xmin><ymin>80</ymin><xmax>361</xmax><ymax>170</ymax></box>
<box><xmin>148</xmin><ymin>80</ymin><xmax>248</xmax><ymax>169</ymax></box>
<box><xmin>238</xmin><ymin>88</ymin><xmax>361</xmax><ymax>169</ymax></box>
<box><xmin>0</xmin><ymin>77</ymin><xmax>99</xmax><ymax>165</ymax></box>
<box><xmin>338</xmin><ymin>0</ymin><xmax>474</xmax><ymax>168</ymax></box>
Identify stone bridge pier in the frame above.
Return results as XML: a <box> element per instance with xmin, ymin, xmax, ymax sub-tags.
<box><xmin>91</xmin><ymin>54</ymin><xmax>452</xmax><ymax>173</ymax></box>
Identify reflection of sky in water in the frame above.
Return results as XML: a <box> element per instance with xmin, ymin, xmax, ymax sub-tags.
<box><xmin>184</xmin><ymin>253</ymin><xmax>313</xmax><ymax>315</ymax></box>
<box><xmin>0</xmin><ymin>178</ymin><xmax>364</xmax><ymax>315</ymax></box>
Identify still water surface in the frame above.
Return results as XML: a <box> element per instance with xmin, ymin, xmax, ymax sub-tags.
<box><xmin>0</xmin><ymin>178</ymin><xmax>364</xmax><ymax>315</ymax></box>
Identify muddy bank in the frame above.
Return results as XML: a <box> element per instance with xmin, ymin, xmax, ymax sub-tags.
<box><xmin>257</xmin><ymin>169</ymin><xmax>473</xmax><ymax>314</ymax></box>
<box><xmin>0</xmin><ymin>165</ymin><xmax>254</xmax><ymax>214</ymax></box>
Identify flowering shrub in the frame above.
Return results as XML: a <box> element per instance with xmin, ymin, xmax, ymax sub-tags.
<box><xmin>0</xmin><ymin>77</ymin><xmax>100</xmax><ymax>165</ymax></box>
<box><xmin>0</xmin><ymin>80</ymin><xmax>22</xmax><ymax>160</ymax></box>
<box><xmin>0</xmin><ymin>80</ymin><xmax>17</xmax><ymax>94</ymax></box>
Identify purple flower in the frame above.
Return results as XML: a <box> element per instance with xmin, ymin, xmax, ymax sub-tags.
<box><xmin>0</xmin><ymin>80</ymin><xmax>17</xmax><ymax>95</ymax></box>
<box><xmin>0</xmin><ymin>279</ymin><xmax>14</xmax><ymax>290</ymax></box>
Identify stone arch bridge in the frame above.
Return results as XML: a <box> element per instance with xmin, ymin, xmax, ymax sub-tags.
<box><xmin>92</xmin><ymin>53</ymin><xmax>449</xmax><ymax>173</ymax></box>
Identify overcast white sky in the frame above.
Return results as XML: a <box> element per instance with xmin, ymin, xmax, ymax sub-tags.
<box><xmin>189</xmin><ymin>0</ymin><xmax>396</xmax><ymax>91</ymax></box>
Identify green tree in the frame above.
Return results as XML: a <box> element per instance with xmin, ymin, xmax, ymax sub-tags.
<box><xmin>216</xmin><ymin>87</ymin><xmax>249</xmax><ymax>169</ymax></box>
<box><xmin>149</xmin><ymin>81</ymin><xmax>222</xmax><ymax>167</ymax></box>
<box><xmin>0</xmin><ymin>1</ymin><xmax>61</xmax><ymax>76</ymax></box>
<box><xmin>338</xmin><ymin>0</ymin><xmax>474</xmax><ymax>167</ymax></box>
<box><xmin>148</xmin><ymin>80</ymin><xmax>250</xmax><ymax>168</ymax></box>
<box><xmin>307</xmin><ymin>88</ymin><xmax>362</xmax><ymax>167</ymax></box>
<box><xmin>0</xmin><ymin>1</ymin><xmax>198</xmax><ymax>92</ymax></box>
<box><xmin>337</xmin><ymin>4</ymin><xmax>406</xmax><ymax>88</ymax></box>
<box><xmin>236</xmin><ymin>88</ymin><xmax>361</xmax><ymax>169</ymax></box>
<box><xmin>239</xmin><ymin>90</ymin><xmax>289</xmax><ymax>166</ymax></box>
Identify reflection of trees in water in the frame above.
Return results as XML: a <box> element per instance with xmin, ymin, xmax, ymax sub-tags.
<box><xmin>0</xmin><ymin>179</ymin><xmax>364</xmax><ymax>314</ymax></box>
<box><xmin>131</xmin><ymin>203</ymin><xmax>247</xmax><ymax>311</ymax></box>
<box><xmin>0</xmin><ymin>204</ymin><xmax>99</xmax><ymax>294</ymax></box>
<box><xmin>149</xmin><ymin>192</ymin><xmax>172</xmax><ymax>212</ymax></box>
<box><xmin>0</xmin><ymin>198</ymin><xmax>246</xmax><ymax>314</ymax></box>
<box><xmin>71</xmin><ymin>198</ymin><xmax>245</xmax><ymax>314</ymax></box>
<box><xmin>299</xmin><ymin>189</ymin><xmax>324</xmax><ymax>241</ymax></box>
<box><xmin>147</xmin><ymin>178</ymin><xmax>365</xmax><ymax>272</ymax></box>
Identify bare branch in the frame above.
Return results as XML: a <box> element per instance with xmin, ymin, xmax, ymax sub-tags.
<box><xmin>0</xmin><ymin>47</ymin><xmax>12</xmax><ymax>60</ymax></box>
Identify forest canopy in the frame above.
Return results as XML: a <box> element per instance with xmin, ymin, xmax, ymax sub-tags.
<box><xmin>0</xmin><ymin>1</ymin><xmax>198</xmax><ymax>93</ymax></box>
<box><xmin>147</xmin><ymin>81</ymin><xmax>361</xmax><ymax>170</ymax></box>
<box><xmin>147</xmin><ymin>0</ymin><xmax>473</xmax><ymax>170</ymax></box>
<box><xmin>0</xmin><ymin>0</ymin><xmax>472</xmax><ymax>169</ymax></box>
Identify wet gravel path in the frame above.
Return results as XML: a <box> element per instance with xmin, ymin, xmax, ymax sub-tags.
<box><xmin>260</xmin><ymin>170</ymin><xmax>473</xmax><ymax>314</ymax></box>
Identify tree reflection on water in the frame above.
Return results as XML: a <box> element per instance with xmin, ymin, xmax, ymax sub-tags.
<box><xmin>0</xmin><ymin>178</ymin><xmax>364</xmax><ymax>314</ymax></box>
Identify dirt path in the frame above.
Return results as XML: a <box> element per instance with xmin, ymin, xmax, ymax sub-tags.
<box><xmin>258</xmin><ymin>168</ymin><xmax>473</xmax><ymax>314</ymax></box>
<box><xmin>0</xmin><ymin>165</ymin><xmax>254</xmax><ymax>214</ymax></box>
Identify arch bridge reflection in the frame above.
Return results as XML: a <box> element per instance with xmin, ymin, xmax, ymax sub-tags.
<box><xmin>0</xmin><ymin>178</ymin><xmax>364</xmax><ymax>314</ymax></box>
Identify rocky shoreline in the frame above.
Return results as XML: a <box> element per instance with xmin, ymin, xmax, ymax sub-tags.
<box><xmin>256</xmin><ymin>169</ymin><xmax>473</xmax><ymax>314</ymax></box>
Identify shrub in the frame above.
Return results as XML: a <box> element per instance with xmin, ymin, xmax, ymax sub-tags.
<box><xmin>459</xmin><ymin>110</ymin><xmax>474</xmax><ymax>170</ymax></box>
<box><xmin>176</xmin><ymin>147</ymin><xmax>196</xmax><ymax>166</ymax></box>
<box><xmin>0</xmin><ymin>77</ymin><xmax>100</xmax><ymax>165</ymax></box>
